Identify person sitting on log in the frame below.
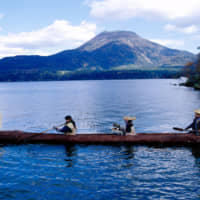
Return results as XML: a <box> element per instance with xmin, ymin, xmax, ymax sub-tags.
<box><xmin>54</xmin><ymin>115</ymin><xmax>77</xmax><ymax>135</ymax></box>
<box><xmin>185</xmin><ymin>109</ymin><xmax>200</xmax><ymax>136</ymax></box>
<box><xmin>113</xmin><ymin>116</ymin><xmax>136</xmax><ymax>136</ymax></box>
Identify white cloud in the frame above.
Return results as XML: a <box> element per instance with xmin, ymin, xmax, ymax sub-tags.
<box><xmin>150</xmin><ymin>38</ymin><xmax>185</xmax><ymax>49</ymax></box>
<box><xmin>0</xmin><ymin>45</ymin><xmax>48</xmax><ymax>59</ymax></box>
<box><xmin>0</xmin><ymin>20</ymin><xmax>97</xmax><ymax>58</ymax></box>
<box><xmin>89</xmin><ymin>0</ymin><xmax>200</xmax><ymax>26</ymax></box>
<box><xmin>164</xmin><ymin>24</ymin><xmax>198</xmax><ymax>34</ymax></box>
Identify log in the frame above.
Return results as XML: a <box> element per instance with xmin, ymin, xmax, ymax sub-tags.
<box><xmin>0</xmin><ymin>130</ymin><xmax>199</xmax><ymax>146</ymax></box>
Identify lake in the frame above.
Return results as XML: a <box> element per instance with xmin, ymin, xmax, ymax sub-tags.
<box><xmin>0</xmin><ymin>79</ymin><xmax>200</xmax><ymax>199</ymax></box>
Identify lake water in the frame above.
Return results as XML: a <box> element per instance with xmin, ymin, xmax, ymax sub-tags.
<box><xmin>0</xmin><ymin>79</ymin><xmax>200</xmax><ymax>199</ymax></box>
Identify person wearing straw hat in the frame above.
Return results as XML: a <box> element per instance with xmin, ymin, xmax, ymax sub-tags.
<box><xmin>123</xmin><ymin>116</ymin><xmax>136</xmax><ymax>136</ymax></box>
<box><xmin>185</xmin><ymin>109</ymin><xmax>200</xmax><ymax>136</ymax></box>
<box><xmin>54</xmin><ymin>115</ymin><xmax>77</xmax><ymax>135</ymax></box>
<box><xmin>113</xmin><ymin>116</ymin><xmax>136</xmax><ymax>136</ymax></box>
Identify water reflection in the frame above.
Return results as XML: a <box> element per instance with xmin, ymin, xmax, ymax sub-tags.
<box><xmin>65</xmin><ymin>145</ymin><xmax>77</xmax><ymax>167</ymax></box>
<box><xmin>191</xmin><ymin>147</ymin><xmax>200</xmax><ymax>158</ymax></box>
<box><xmin>122</xmin><ymin>145</ymin><xmax>135</xmax><ymax>160</ymax></box>
<box><xmin>0</xmin><ymin>145</ymin><xmax>5</xmax><ymax>157</ymax></box>
<box><xmin>118</xmin><ymin>145</ymin><xmax>135</xmax><ymax>168</ymax></box>
<box><xmin>191</xmin><ymin>146</ymin><xmax>200</xmax><ymax>167</ymax></box>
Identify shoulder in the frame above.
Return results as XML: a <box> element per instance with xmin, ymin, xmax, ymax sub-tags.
<box><xmin>67</xmin><ymin>122</ymin><xmax>75</xmax><ymax>129</ymax></box>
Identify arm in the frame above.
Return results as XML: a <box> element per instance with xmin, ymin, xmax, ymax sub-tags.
<box><xmin>56</xmin><ymin>125</ymin><xmax>72</xmax><ymax>133</ymax></box>
<box><xmin>185</xmin><ymin>120</ymin><xmax>194</xmax><ymax>130</ymax></box>
<box><xmin>131</xmin><ymin>126</ymin><xmax>136</xmax><ymax>135</ymax></box>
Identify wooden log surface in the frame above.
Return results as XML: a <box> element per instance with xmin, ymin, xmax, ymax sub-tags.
<box><xmin>0</xmin><ymin>130</ymin><xmax>199</xmax><ymax>146</ymax></box>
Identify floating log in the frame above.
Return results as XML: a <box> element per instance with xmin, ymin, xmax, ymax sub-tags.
<box><xmin>0</xmin><ymin>130</ymin><xmax>200</xmax><ymax>146</ymax></box>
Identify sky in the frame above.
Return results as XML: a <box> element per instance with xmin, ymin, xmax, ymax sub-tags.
<box><xmin>0</xmin><ymin>0</ymin><xmax>200</xmax><ymax>58</ymax></box>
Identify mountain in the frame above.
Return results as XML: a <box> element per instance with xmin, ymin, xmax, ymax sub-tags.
<box><xmin>0</xmin><ymin>31</ymin><xmax>196</xmax><ymax>80</ymax></box>
<box><xmin>77</xmin><ymin>31</ymin><xmax>195</xmax><ymax>69</ymax></box>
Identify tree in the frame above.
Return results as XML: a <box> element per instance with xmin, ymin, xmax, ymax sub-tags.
<box><xmin>182</xmin><ymin>47</ymin><xmax>200</xmax><ymax>88</ymax></box>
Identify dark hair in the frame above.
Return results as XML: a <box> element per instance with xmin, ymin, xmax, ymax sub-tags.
<box><xmin>65</xmin><ymin>115</ymin><xmax>76</xmax><ymax>129</ymax></box>
<box><xmin>65</xmin><ymin>115</ymin><xmax>72</xmax><ymax>120</ymax></box>
<box><xmin>127</xmin><ymin>120</ymin><xmax>133</xmax><ymax>125</ymax></box>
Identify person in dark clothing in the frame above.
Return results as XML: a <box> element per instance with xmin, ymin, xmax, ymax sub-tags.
<box><xmin>54</xmin><ymin>115</ymin><xmax>77</xmax><ymax>135</ymax></box>
<box><xmin>185</xmin><ymin>109</ymin><xmax>200</xmax><ymax>136</ymax></box>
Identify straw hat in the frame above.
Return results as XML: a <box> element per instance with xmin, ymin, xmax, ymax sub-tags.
<box><xmin>123</xmin><ymin>116</ymin><xmax>136</xmax><ymax>120</ymax></box>
<box><xmin>194</xmin><ymin>109</ymin><xmax>200</xmax><ymax>115</ymax></box>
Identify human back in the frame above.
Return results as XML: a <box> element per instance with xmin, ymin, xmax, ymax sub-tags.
<box><xmin>65</xmin><ymin>118</ymin><xmax>76</xmax><ymax>135</ymax></box>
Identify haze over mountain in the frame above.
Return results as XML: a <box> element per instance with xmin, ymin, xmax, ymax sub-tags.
<box><xmin>0</xmin><ymin>31</ymin><xmax>196</xmax><ymax>74</ymax></box>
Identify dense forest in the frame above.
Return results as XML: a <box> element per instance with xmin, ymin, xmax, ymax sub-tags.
<box><xmin>0</xmin><ymin>69</ymin><xmax>180</xmax><ymax>82</ymax></box>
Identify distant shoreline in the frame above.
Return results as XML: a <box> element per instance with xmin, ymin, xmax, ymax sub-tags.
<box><xmin>0</xmin><ymin>69</ymin><xmax>181</xmax><ymax>82</ymax></box>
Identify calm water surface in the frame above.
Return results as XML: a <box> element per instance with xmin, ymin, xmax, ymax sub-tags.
<box><xmin>0</xmin><ymin>79</ymin><xmax>200</xmax><ymax>199</ymax></box>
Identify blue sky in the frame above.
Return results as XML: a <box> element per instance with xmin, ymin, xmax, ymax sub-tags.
<box><xmin>0</xmin><ymin>0</ymin><xmax>200</xmax><ymax>58</ymax></box>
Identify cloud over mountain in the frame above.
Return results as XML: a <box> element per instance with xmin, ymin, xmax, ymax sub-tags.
<box><xmin>0</xmin><ymin>20</ymin><xmax>97</xmax><ymax>58</ymax></box>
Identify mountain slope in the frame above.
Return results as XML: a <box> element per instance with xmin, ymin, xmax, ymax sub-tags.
<box><xmin>78</xmin><ymin>31</ymin><xmax>195</xmax><ymax>69</ymax></box>
<box><xmin>0</xmin><ymin>31</ymin><xmax>196</xmax><ymax>72</ymax></box>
